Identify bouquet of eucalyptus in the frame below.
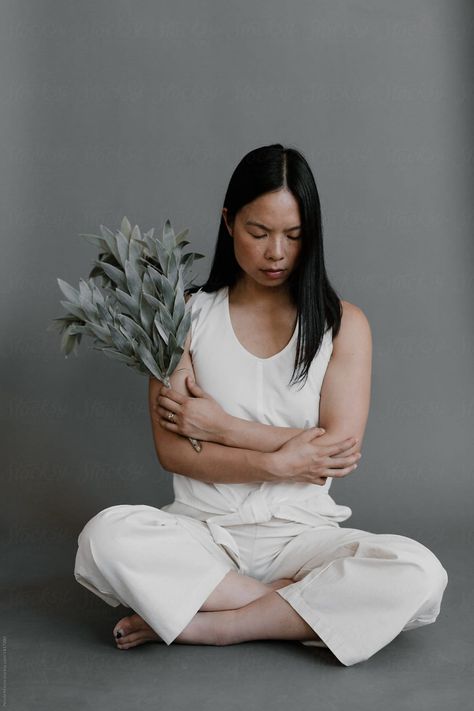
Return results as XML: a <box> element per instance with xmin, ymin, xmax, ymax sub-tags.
<box><xmin>49</xmin><ymin>216</ymin><xmax>205</xmax><ymax>452</ymax></box>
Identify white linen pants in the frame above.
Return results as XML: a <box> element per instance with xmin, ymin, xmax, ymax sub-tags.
<box><xmin>73</xmin><ymin>503</ymin><xmax>448</xmax><ymax>666</ymax></box>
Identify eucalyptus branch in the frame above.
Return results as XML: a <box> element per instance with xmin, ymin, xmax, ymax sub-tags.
<box><xmin>48</xmin><ymin>216</ymin><xmax>205</xmax><ymax>453</ymax></box>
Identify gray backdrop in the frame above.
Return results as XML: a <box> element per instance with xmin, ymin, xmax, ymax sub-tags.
<box><xmin>2</xmin><ymin>1</ymin><xmax>472</xmax><ymax>709</ymax></box>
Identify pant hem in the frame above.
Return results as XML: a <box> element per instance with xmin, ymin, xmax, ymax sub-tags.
<box><xmin>276</xmin><ymin>586</ymin><xmax>364</xmax><ymax>666</ymax></box>
<box><xmin>158</xmin><ymin>563</ymin><xmax>235</xmax><ymax>645</ymax></box>
<box><xmin>74</xmin><ymin>569</ymin><xmax>122</xmax><ymax>608</ymax></box>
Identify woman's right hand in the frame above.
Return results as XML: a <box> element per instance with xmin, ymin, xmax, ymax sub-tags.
<box><xmin>270</xmin><ymin>428</ymin><xmax>361</xmax><ymax>485</ymax></box>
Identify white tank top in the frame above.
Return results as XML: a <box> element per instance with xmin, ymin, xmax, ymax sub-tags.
<box><xmin>162</xmin><ymin>286</ymin><xmax>352</xmax><ymax>555</ymax></box>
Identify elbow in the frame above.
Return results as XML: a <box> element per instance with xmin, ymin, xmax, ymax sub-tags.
<box><xmin>154</xmin><ymin>441</ymin><xmax>176</xmax><ymax>473</ymax></box>
<box><xmin>153</xmin><ymin>434</ymin><xmax>183</xmax><ymax>474</ymax></box>
<box><xmin>151</xmin><ymin>431</ymin><xmax>173</xmax><ymax>472</ymax></box>
<box><xmin>156</xmin><ymin>448</ymin><xmax>171</xmax><ymax>472</ymax></box>
<box><xmin>150</xmin><ymin>418</ymin><xmax>192</xmax><ymax>474</ymax></box>
<box><xmin>150</xmin><ymin>416</ymin><xmax>177</xmax><ymax>472</ymax></box>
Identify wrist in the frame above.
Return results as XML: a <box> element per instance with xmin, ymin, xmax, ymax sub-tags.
<box><xmin>259</xmin><ymin>451</ymin><xmax>282</xmax><ymax>482</ymax></box>
<box><xmin>216</xmin><ymin>412</ymin><xmax>238</xmax><ymax>447</ymax></box>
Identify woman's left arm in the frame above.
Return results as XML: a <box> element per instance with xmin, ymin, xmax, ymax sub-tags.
<box><xmin>155</xmin><ymin>301</ymin><xmax>372</xmax><ymax>454</ymax></box>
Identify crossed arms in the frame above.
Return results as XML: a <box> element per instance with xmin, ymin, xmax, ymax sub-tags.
<box><xmin>148</xmin><ymin>300</ymin><xmax>372</xmax><ymax>485</ymax></box>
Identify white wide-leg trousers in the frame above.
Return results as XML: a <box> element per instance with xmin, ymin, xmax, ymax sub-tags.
<box><xmin>73</xmin><ymin>504</ymin><xmax>448</xmax><ymax>666</ymax></box>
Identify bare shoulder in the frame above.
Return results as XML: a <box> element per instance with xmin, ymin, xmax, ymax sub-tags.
<box><xmin>333</xmin><ymin>299</ymin><xmax>372</xmax><ymax>354</ymax></box>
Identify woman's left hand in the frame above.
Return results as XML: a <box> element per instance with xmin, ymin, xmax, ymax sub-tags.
<box><xmin>155</xmin><ymin>375</ymin><xmax>228</xmax><ymax>443</ymax></box>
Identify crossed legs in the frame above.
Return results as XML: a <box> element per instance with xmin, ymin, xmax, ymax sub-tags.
<box><xmin>113</xmin><ymin>571</ymin><xmax>321</xmax><ymax>650</ymax></box>
<box><xmin>77</xmin><ymin>506</ymin><xmax>448</xmax><ymax>662</ymax></box>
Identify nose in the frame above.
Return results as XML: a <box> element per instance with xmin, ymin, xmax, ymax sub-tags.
<box><xmin>264</xmin><ymin>236</ymin><xmax>285</xmax><ymax>261</ymax></box>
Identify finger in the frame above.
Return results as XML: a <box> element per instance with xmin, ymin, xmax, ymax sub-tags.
<box><xmin>186</xmin><ymin>376</ymin><xmax>204</xmax><ymax>394</ymax></box>
<box><xmin>301</xmin><ymin>427</ymin><xmax>326</xmax><ymax>440</ymax></box>
<box><xmin>157</xmin><ymin>396</ymin><xmax>181</xmax><ymax>413</ymax></box>
<box><xmin>159</xmin><ymin>418</ymin><xmax>179</xmax><ymax>432</ymax></box>
<box><xmin>156</xmin><ymin>405</ymin><xmax>180</xmax><ymax>420</ymax></box>
<box><xmin>159</xmin><ymin>387</ymin><xmax>186</xmax><ymax>405</ymax></box>
<box><xmin>326</xmin><ymin>462</ymin><xmax>359</xmax><ymax>478</ymax></box>
<box><xmin>324</xmin><ymin>452</ymin><xmax>361</xmax><ymax>468</ymax></box>
<box><xmin>339</xmin><ymin>441</ymin><xmax>360</xmax><ymax>455</ymax></box>
<box><xmin>319</xmin><ymin>437</ymin><xmax>359</xmax><ymax>456</ymax></box>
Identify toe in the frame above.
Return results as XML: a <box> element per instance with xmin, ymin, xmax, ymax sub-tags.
<box><xmin>113</xmin><ymin>617</ymin><xmax>131</xmax><ymax>638</ymax></box>
<box><xmin>116</xmin><ymin>630</ymin><xmax>158</xmax><ymax>649</ymax></box>
<box><xmin>113</xmin><ymin>612</ymin><xmax>161</xmax><ymax>644</ymax></box>
<box><xmin>113</xmin><ymin>613</ymin><xmax>142</xmax><ymax>639</ymax></box>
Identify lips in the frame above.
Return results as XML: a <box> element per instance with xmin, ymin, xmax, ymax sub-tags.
<box><xmin>261</xmin><ymin>268</ymin><xmax>287</xmax><ymax>279</ymax></box>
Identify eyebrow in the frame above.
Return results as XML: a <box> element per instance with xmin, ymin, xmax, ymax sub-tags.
<box><xmin>245</xmin><ymin>220</ymin><xmax>301</xmax><ymax>231</ymax></box>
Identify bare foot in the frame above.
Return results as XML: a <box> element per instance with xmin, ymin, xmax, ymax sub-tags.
<box><xmin>112</xmin><ymin>578</ymin><xmax>294</xmax><ymax>650</ymax></box>
<box><xmin>113</xmin><ymin>612</ymin><xmax>162</xmax><ymax>650</ymax></box>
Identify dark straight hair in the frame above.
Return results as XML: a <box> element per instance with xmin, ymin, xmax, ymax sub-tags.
<box><xmin>188</xmin><ymin>143</ymin><xmax>343</xmax><ymax>389</ymax></box>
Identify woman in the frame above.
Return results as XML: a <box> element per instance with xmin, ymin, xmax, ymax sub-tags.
<box><xmin>74</xmin><ymin>144</ymin><xmax>448</xmax><ymax>666</ymax></box>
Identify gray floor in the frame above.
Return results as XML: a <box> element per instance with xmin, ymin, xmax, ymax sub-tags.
<box><xmin>2</xmin><ymin>536</ymin><xmax>472</xmax><ymax>711</ymax></box>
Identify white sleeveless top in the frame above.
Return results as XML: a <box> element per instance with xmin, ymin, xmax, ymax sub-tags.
<box><xmin>162</xmin><ymin>286</ymin><xmax>352</xmax><ymax>557</ymax></box>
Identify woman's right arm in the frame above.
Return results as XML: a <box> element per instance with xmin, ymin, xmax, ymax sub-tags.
<box><xmin>148</xmin><ymin>328</ymin><xmax>275</xmax><ymax>484</ymax></box>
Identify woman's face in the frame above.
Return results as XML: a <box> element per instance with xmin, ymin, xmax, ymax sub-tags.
<box><xmin>222</xmin><ymin>188</ymin><xmax>303</xmax><ymax>289</ymax></box>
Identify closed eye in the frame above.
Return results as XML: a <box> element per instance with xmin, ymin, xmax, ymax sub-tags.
<box><xmin>249</xmin><ymin>232</ymin><xmax>301</xmax><ymax>240</ymax></box>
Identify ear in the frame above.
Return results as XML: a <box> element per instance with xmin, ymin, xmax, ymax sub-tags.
<box><xmin>222</xmin><ymin>207</ymin><xmax>233</xmax><ymax>237</ymax></box>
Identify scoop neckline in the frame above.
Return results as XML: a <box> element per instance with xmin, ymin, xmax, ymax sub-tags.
<box><xmin>224</xmin><ymin>285</ymin><xmax>298</xmax><ymax>362</ymax></box>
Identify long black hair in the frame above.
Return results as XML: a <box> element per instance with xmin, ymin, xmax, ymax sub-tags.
<box><xmin>188</xmin><ymin>143</ymin><xmax>343</xmax><ymax>389</ymax></box>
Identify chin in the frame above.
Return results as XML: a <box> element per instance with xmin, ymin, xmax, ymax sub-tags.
<box><xmin>258</xmin><ymin>273</ymin><xmax>290</xmax><ymax>286</ymax></box>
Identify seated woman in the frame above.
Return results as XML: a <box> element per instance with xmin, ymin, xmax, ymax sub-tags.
<box><xmin>74</xmin><ymin>143</ymin><xmax>448</xmax><ymax>666</ymax></box>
